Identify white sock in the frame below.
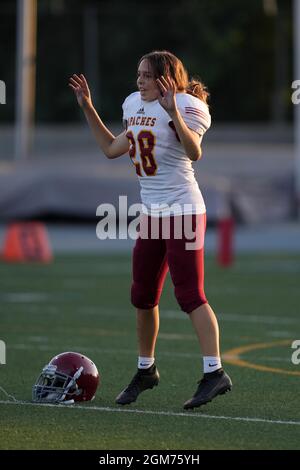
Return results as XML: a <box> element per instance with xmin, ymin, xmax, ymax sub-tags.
<box><xmin>138</xmin><ymin>356</ymin><xmax>155</xmax><ymax>369</ymax></box>
<box><xmin>203</xmin><ymin>356</ymin><xmax>222</xmax><ymax>373</ymax></box>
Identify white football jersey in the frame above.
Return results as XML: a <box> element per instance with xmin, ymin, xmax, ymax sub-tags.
<box><xmin>122</xmin><ymin>91</ymin><xmax>211</xmax><ymax>216</ymax></box>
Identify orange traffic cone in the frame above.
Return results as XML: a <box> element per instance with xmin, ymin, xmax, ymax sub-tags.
<box><xmin>1</xmin><ymin>222</ymin><xmax>52</xmax><ymax>263</ymax></box>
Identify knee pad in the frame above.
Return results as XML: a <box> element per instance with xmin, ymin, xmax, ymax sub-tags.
<box><xmin>175</xmin><ymin>287</ymin><xmax>207</xmax><ymax>314</ymax></box>
<box><xmin>131</xmin><ymin>282</ymin><xmax>162</xmax><ymax>310</ymax></box>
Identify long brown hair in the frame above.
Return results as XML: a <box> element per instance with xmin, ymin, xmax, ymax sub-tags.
<box><xmin>138</xmin><ymin>50</ymin><xmax>209</xmax><ymax>104</ymax></box>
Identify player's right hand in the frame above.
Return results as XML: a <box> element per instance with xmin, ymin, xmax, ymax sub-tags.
<box><xmin>69</xmin><ymin>74</ymin><xmax>92</xmax><ymax>109</ymax></box>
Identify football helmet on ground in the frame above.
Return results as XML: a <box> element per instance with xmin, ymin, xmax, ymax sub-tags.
<box><xmin>32</xmin><ymin>351</ymin><xmax>99</xmax><ymax>404</ymax></box>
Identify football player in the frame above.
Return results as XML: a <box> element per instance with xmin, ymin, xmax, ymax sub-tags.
<box><xmin>69</xmin><ymin>50</ymin><xmax>232</xmax><ymax>409</ymax></box>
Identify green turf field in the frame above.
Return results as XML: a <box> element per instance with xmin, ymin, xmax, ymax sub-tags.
<box><xmin>0</xmin><ymin>253</ymin><xmax>299</xmax><ymax>450</ymax></box>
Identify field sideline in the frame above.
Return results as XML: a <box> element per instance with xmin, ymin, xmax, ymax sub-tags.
<box><xmin>0</xmin><ymin>253</ymin><xmax>299</xmax><ymax>449</ymax></box>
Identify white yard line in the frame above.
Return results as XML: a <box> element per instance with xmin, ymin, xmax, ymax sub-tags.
<box><xmin>0</xmin><ymin>399</ymin><xmax>299</xmax><ymax>427</ymax></box>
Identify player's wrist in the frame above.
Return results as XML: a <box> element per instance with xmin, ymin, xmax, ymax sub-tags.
<box><xmin>82</xmin><ymin>100</ymin><xmax>94</xmax><ymax>113</ymax></box>
<box><xmin>167</xmin><ymin>105</ymin><xmax>179</xmax><ymax>119</ymax></box>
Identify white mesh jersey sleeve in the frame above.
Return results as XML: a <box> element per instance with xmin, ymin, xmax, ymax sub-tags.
<box><xmin>175</xmin><ymin>93</ymin><xmax>211</xmax><ymax>136</ymax></box>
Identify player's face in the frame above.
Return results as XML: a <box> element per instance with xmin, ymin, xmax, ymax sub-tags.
<box><xmin>137</xmin><ymin>59</ymin><xmax>160</xmax><ymax>102</ymax></box>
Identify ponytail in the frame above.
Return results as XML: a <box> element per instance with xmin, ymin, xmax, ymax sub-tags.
<box><xmin>186</xmin><ymin>79</ymin><xmax>209</xmax><ymax>104</ymax></box>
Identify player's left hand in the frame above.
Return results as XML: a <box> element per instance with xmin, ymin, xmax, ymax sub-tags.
<box><xmin>156</xmin><ymin>76</ymin><xmax>177</xmax><ymax>115</ymax></box>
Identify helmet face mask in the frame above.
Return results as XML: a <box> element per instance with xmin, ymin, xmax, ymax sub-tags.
<box><xmin>33</xmin><ymin>364</ymin><xmax>83</xmax><ymax>403</ymax></box>
<box><xmin>32</xmin><ymin>352</ymin><xmax>99</xmax><ymax>404</ymax></box>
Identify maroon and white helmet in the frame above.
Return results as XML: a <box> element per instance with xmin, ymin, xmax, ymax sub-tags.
<box><xmin>32</xmin><ymin>352</ymin><xmax>99</xmax><ymax>404</ymax></box>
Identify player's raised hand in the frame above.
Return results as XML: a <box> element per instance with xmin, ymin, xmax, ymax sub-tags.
<box><xmin>156</xmin><ymin>76</ymin><xmax>177</xmax><ymax>115</ymax></box>
<box><xmin>69</xmin><ymin>74</ymin><xmax>92</xmax><ymax>109</ymax></box>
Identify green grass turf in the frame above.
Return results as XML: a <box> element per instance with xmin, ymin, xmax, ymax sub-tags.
<box><xmin>0</xmin><ymin>253</ymin><xmax>299</xmax><ymax>449</ymax></box>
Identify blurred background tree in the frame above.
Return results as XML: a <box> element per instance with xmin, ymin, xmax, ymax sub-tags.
<box><xmin>0</xmin><ymin>0</ymin><xmax>293</xmax><ymax>123</ymax></box>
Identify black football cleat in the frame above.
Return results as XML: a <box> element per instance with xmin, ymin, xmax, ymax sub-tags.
<box><xmin>115</xmin><ymin>364</ymin><xmax>160</xmax><ymax>405</ymax></box>
<box><xmin>183</xmin><ymin>369</ymin><xmax>232</xmax><ymax>410</ymax></box>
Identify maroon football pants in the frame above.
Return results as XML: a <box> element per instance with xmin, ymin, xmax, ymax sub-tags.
<box><xmin>131</xmin><ymin>214</ymin><xmax>207</xmax><ymax>314</ymax></box>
